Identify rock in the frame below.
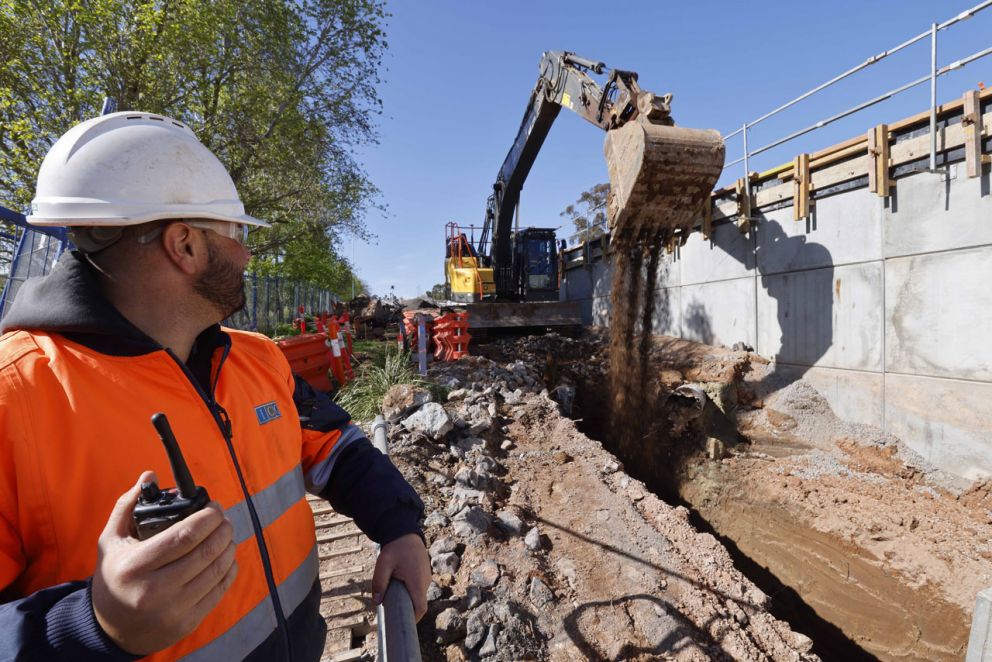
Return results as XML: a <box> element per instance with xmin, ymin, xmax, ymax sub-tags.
<box><xmin>426</xmin><ymin>581</ymin><xmax>444</xmax><ymax>601</ymax></box>
<box><xmin>476</xmin><ymin>456</ymin><xmax>500</xmax><ymax>474</ymax></box>
<box><xmin>503</xmin><ymin>388</ymin><xmax>524</xmax><ymax>405</ymax></box>
<box><xmin>454</xmin><ymin>467</ymin><xmax>473</xmax><ymax>485</ymax></box>
<box><xmin>452</xmin><ymin>506</ymin><xmax>492</xmax><ymax>537</ymax></box>
<box><xmin>429</xmin><ymin>536</ymin><xmax>458</xmax><ymax>556</ymax></box>
<box><xmin>529</xmin><ymin>577</ymin><xmax>554</xmax><ymax>606</ymax></box>
<box><xmin>468</xmin><ymin>416</ymin><xmax>492</xmax><ymax>435</ymax></box>
<box><xmin>424</xmin><ymin>511</ymin><xmax>449</xmax><ymax>528</ymax></box>
<box><xmin>447</xmin><ymin>388</ymin><xmax>468</xmax><ymax>400</ymax></box>
<box><xmin>452</xmin><ymin>484</ymin><xmax>485</xmax><ymax>503</ymax></box>
<box><xmin>500</xmin><ymin>439</ymin><xmax>514</xmax><ymax>451</ymax></box>
<box><xmin>431</xmin><ymin>551</ymin><xmax>460</xmax><ymax>575</ymax></box>
<box><xmin>445</xmin><ymin>499</ymin><xmax>468</xmax><ymax>517</ymax></box>
<box><xmin>465</xmin><ymin>611</ymin><xmax>487</xmax><ymax>649</ymax></box>
<box><xmin>402</xmin><ymin>402</ymin><xmax>453</xmax><ymax>438</ymax></box>
<box><xmin>602</xmin><ymin>460</ymin><xmax>621</xmax><ymax>474</ymax></box>
<box><xmin>524</xmin><ymin>527</ymin><xmax>544</xmax><ymax>551</ymax></box>
<box><xmin>479</xmin><ymin>624</ymin><xmax>500</xmax><ymax>657</ymax></box>
<box><xmin>487</xmin><ymin>402</ymin><xmax>497</xmax><ymax>418</ymax></box>
<box><xmin>466</xmin><ymin>585</ymin><xmax>484</xmax><ymax>608</ymax></box>
<box><xmin>552</xmin><ymin>450</ymin><xmax>572</xmax><ymax>464</ymax></box>
<box><xmin>556</xmin><ymin>558</ymin><xmax>578</xmax><ymax>588</ymax></box>
<box><xmin>495</xmin><ymin>510</ymin><xmax>525</xmax><ymax>535</ymax></box>
<box><xmin>470</xmin><ymin>560</ymin><xmax>500</xmax><ymax>588</ymax></box>
<box><xmin>435</xmin><ymin>607</ymin><xmax>464</xmax><ymax>644</ymax></box>
<box><xmin>382</xmin><ymin>383</ymin><xmax>432</xmax><ymax>420</ymax></box>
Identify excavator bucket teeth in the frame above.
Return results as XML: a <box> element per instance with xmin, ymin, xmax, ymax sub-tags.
<box><xmin>604</xmin><ymin>122</ymin><xmax>725</xmax><ymax>245</ymax></box>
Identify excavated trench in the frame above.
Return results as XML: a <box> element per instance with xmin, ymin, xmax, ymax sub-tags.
<box><xmin>570</xmin><ymin>377</ymin><xmax>874</xmax><ymax>660</ymax></box>
<box><xmin>495</xmin><ymin>334</ymin><xmax>977</xmax><ymax>662</ymax></box>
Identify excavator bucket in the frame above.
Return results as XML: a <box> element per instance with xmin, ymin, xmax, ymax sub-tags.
<box><xmin>604</xmin><ymin>122</ymin><xmax>725</xmax><ymax>245</ymax></box>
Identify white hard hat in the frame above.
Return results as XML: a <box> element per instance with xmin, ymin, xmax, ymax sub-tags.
<box><xmin>27</xmin><ymin>111</ymin><xmax>269</xmax><ymax>228</ymax></box>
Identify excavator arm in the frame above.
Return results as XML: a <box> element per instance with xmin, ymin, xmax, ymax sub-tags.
<box><xmin>479</xmin><ymin>51</ymin><xmax>724</xmax><ymax>297</ymax></box>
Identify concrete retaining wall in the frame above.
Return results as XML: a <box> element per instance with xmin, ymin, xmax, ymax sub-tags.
<box><xmin>562</xmin><ymin>163</ymin><xmax>992</xmax><ymax>481</ymax></box>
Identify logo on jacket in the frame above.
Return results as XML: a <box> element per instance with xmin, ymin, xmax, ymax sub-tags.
<box><xmin>255</xmin><ymin>401</ymin><xmax>282</xmax><ymax>425</ymax></box>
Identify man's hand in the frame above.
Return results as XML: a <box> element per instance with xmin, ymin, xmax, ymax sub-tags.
<box><xmin>371</xmin><ymin>533</ymin><xmax>430</xmax><ymax>621</ymax></box>
<box><xmin>91</xmin><ymin>472</ymin><xmax>238</xmax><ymax>655</ymax></box>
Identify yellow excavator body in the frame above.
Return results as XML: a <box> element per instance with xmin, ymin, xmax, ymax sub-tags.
<box><xmin>445</xmin><ymin>255</ymin><xmax>495</xmax><ymax>303</ymax></box>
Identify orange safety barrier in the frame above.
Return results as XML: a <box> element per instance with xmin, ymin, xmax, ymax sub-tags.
<box><xmin>327</xmin><ymin>316</ymin><xmax>354</xmax><ymax>382</ymax></box>
<box><xmin>276</xmin><ymin>332</ymin><xmax>333</xmax><ymax>392</ymax></box>
<box><xmin>325</xmin><ymin>318</ymin><xmax>348</xmax><ymax>388</ymax></box>
<box><xmin>431</xmin><ymin>312</ymin><xmax>471</xmax><ymax>361</ymax></box>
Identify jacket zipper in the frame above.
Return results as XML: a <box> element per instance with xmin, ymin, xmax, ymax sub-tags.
<box><xmin>165</xmin><ymin>345</ymin><xmax>294</xmax><ymax>660</ymax></box>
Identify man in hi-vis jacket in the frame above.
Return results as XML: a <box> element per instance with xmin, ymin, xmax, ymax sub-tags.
<box><xmin>0</xmin><ymin>112</ymin><xmax>430</xmax><ymax>660</ymax></box>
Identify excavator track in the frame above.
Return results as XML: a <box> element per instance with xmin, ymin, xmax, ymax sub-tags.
<box><xmin>605</xmin><ymin>122</ymin><xmax>725</xmax><ymax>247</ymax></box>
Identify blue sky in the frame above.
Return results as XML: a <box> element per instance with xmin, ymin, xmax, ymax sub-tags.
<box><xmin>351</xmin><ymin>1</ymin><xmax>992</xmax><ymax>298</ymax></box>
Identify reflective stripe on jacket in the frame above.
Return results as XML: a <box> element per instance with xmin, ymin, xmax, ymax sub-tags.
<box><xmin>0</xmin><ymin>327</ymin><xmax>346</xmax><ymax>660</ymax></box>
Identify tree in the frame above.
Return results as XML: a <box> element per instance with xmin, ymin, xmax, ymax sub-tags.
<box><xmin>0</xmin><ymin>0</ymin><xmax>387</xmax><ymax>290</ymax></box>
<box><xmin>560</xmin><ymin>182</ymin><xmax>609</xmax><ymax>245</ymax></box>
<box><xmin>427</xmin><ymin>282</ymin><xmax>447</xmax><ymax>301</ymax></box>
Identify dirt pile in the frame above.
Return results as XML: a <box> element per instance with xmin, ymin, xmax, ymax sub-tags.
<box><xmin>379</xmin><ymin>350</ymin><xmax>817</xmax><ymax>661</ymax></box>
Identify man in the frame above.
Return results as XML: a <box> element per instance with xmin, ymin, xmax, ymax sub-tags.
<box><xmin>0</xmin><ymin>112</ymin><xmax>430</xmax><ymax>660</ymax></box>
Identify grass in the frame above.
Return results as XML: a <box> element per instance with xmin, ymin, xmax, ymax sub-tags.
<box><xmin>334</xmin><ymin>349</ymin><xmax>447</xmax><ymax>420</ymax></box>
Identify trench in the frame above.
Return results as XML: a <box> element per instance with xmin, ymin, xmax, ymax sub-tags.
<box><xmin>564</xmin><ymin>374</ymin><xmax>964</xmax><ymax>662</ymax></box>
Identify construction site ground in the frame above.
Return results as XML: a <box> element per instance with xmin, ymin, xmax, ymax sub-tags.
<box><xmin>326</xmin><ymin>332</ymin><xmax>991</xmax><ymax>661</ymax></box>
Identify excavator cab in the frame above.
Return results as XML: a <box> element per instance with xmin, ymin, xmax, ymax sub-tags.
<box><xmin>511</xmin><ymin>228</ymin><xmax>559</xmax><ymax>302</ymax></box>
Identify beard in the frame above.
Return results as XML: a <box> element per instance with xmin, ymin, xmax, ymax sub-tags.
<box><xmin>193</xmin><ymin>239</ymin><xmax>247</xmax><ymax>320</ymax></box>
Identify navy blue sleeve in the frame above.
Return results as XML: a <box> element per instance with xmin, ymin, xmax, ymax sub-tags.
<box><xmin>292</xmin><ymin>375</ymin><xmax>425</xmax><ymax>545</ymax></box>
<box><xmin>0</xmin><ymin>579</ymin><xmax>139</xmax><ymax>661</ymax></box>
<box><xmin>320</xmin><ymin>439</ymin><xmax>425</xmax><ymax>545</ymax></box>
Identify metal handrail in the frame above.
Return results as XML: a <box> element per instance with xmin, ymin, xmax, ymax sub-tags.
<box><xmin>724</xmin><ymin>1</ymin><xmax>992</xmax><ymax>185</ymax></box>
<box><xmin>370</xmin><ymin>415</ymin><xmax>422</xmax><ymax>662</ymax></box>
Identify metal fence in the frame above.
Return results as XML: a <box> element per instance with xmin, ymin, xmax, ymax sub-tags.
<box><xmin>0</xmin><ymin>211</ymin><xmax>338</xmax><ymax>336</ymax></box>
<box><xmin>724</xmin><ymin>1</ymin><xmax>992</xmax><ymax>201</ymax></box>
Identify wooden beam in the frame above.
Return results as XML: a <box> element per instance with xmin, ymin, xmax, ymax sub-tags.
<box><xmin>792</xmin><ymin>153</ymin><xmax>811</xmax><ymax>220</ymax></box>
<box><xmin>867</xmin><ymin>124</ymin><xmax>891</xmax><ymax>197</ymax></box>
<box><xmin>963</xmin><ymin>89</ymin><xmax>986</xmax><ymax>178</ymax></box>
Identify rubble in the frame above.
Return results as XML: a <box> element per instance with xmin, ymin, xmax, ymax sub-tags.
<box><xmin>375</xmin><ymin>336</ymin><xmax>821</xmax><ymax>661</ymax></box>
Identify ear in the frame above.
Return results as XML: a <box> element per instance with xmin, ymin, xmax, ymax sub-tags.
<box><xmin>159</xmin><ymin>222</ymin><xmax>206</xmax><ymax>276</ymax></box>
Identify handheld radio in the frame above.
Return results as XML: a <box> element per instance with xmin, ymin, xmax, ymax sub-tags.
<box><xmin>132</xmin><ymin>413</ymin><xmax>210</xmax><ymax>540</ymax></box>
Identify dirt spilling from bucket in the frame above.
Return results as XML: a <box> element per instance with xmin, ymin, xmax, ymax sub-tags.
<box><xmin>608</xmin><ymin>231</ymin><xmax>666</xmax><ymax>466</ymax></box>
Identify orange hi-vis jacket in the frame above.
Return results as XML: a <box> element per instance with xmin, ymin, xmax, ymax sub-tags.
<box><xmin>0</xmin><ymin>253</ymin><xmax>424</xmax><ymax>661</ymax></box>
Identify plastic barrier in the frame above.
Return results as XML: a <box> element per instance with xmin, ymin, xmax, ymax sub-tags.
<box><xmin>276</xmin><ymin>333</ymin><xmax>333</xmax><ymax>391</ymax></box>
<box><xmin>431</xmin><ymin>312</ymin><xmax>471</xmax><ymax>361</ymax></box>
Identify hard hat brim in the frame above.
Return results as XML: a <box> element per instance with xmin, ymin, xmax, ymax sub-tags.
<box><xmin>26</xmin><ymin>209</ymin><xmax>271</xmax><ymax>229</ymax></box>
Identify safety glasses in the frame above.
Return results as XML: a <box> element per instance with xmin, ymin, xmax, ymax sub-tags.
<box><xmin>137</xmin><ymin>220</ymin><xmax>250</xmax><ymax>246</ymax></box>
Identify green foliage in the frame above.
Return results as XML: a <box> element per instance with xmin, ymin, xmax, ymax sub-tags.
<box><xmin>0</xmin><ymin>0</ymin><xmax>387</xmax><ymax>290</ymax></box>
<box><xmin>560</xmin><ymin>182</ymin><xmax>609</xmax><ymax>245</ymax></box>
<box><xmin>427</xmin><ymin>282</ymin><xmax>447</xmax><ymax>301</ymax></box>
<box><xmin>334</xmin><ymin>350</ymin><xmax>425</xmax><ymax>421</ymax></box>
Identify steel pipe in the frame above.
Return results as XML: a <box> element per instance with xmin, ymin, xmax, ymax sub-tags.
<box><xmin>371</xmin><ymin>415</ymin><xmax>423</xmax><ymax>662</ymax></box>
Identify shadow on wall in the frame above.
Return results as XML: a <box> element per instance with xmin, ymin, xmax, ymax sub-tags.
<box><xmin>707</xmin><ymin>210</ymin><xmax>835</xmax><ymax>395</ymax></box>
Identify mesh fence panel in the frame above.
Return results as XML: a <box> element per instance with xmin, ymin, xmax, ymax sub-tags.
<box><xmin>0</xmin><ymin>227</ymin><xmax>337</xmax><ymax>335</ymax></box>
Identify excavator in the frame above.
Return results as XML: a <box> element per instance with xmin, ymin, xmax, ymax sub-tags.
<box><xmin>445</xmin><ymin>51</ymin><xmax>725</xmax><ymax>329</ymax></box>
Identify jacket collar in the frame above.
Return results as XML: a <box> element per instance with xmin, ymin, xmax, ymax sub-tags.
<box><xmin>1</xmin><ymin>251</ymin><xmax>229</xmax><ymax>363</ymax></box>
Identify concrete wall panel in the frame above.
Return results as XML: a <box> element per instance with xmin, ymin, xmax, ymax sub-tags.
<box><xmin>680</xmin><ymin>220</ymin><xmax>754</xmax><ymax>286</ymax></box>
<box><xmin>756</xmin><ymin>262</ymin><xmax>883</xmax><ymax>371</ymax></box>
<box><xmin>884</xmin><ymin>165</ymin><xmax>992</xmax><ymax>258</ymax></box>
<box><xmin>885</xmin><ymin>373</ymin><xmax>992</xmax><ymax>481</ymax></box>
<box><xmin>756</xmin><ymin>190</ymin><xmax>883</xmax><ymax>275</ymax></box>
<box><xmin>680</xmin><ymin>278</ymin><xmax>756</xmax><ymax>348</ymax></box>
<box><xmin>886</xmin><ymin>247</ymin><xmax>992</xmax><ymax>382</ymax></box>
<box><xmin>650</xmin><ymin>287</ymin><xmax>681</xmax><ymax>337</ymax></box>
